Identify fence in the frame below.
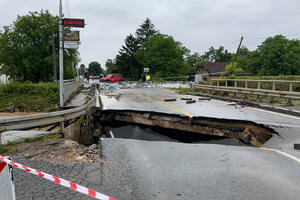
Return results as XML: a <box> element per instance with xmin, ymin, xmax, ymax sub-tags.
<box><xmin>193</xmin><ymin>79</ymin><xmax>300</xmax><ymax>102</ymax></box>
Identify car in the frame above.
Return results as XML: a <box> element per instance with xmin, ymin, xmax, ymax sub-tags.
<box><xmin>100</xmin><ymin>74</ymin><xmax>124</xmax><ymax>82</ymax></box>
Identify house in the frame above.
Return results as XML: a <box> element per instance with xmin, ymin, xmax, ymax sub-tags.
<box><xmin>195</xmin><ymin>62</ymin><xmax>252</xmax><ymax>82</ymax></box>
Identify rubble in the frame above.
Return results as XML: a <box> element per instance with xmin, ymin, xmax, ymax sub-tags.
<box><xmin>97</xmin><ymin>81</ymin><xmax>192</xmax><ymax>93</ymax></box>
<box><xmin>8</xmin><ymin>139</ymin><xmax>102</xmax><ymax>164</ymax></box>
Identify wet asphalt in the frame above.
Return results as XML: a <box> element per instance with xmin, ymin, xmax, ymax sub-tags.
<box><xmin>99</xmin><ymin>87</ymin><xmax>300</xmax><ymax>200</ymax></box>
<box><xmin>101</xmin><ymin>138</ymin><xmax>300</xmax><ymax>200</ymax></box>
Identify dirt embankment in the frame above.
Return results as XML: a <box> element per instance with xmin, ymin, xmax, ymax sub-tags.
<box><xmin>5</xmin><ymin>138</ymin><xmax>102</xmax><ymax>164</ymax></box>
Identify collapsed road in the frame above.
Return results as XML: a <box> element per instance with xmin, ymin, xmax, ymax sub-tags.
<box><xmin>93</xmin><ymin>83</ymin><xmax>300</xmax><ymax>200</ymax></box>
<box><xmin>88</xmin><ymin>109</ymin><xmax>276</xmax><ymax>146</ymax></box>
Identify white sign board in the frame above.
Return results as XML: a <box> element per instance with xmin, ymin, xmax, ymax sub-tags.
<box><xmin>144</xmin><ymin>68</ymin><xmax>149</xmax><ymax>73</ymax></box>
<box><xmin>0</xmin><ymin>158</ymin><xmax>16</xmax><ymax>200</ymax></box>
<box><xmin>64</xmin><ymin>41</ymin><xmax>80</xmax><ymax>49</ymax></box>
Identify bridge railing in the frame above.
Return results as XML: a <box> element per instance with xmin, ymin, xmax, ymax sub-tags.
<box><xmin>193</xmin><ymin>79</ymin><xmax>300</xmax><ymax>101</ymax></box>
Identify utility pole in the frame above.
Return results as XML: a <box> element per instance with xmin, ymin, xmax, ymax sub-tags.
<box><xmin>59</xmin><ymin>0</ymin><xmax>64</xmax><ymax>133</ymax></box>
<box><xmin>59</xmin><ymin>0</ymin><xmax>64</xmax><ymax>107</ymax></box>
<box><xmin>234</xmin><ymin>36</ymin><xmax>244</xmax><ymax>62</ymax></box>
<box><xmin>52</xmin><ymin>33</ymin><xmax>57</xmax><ymax>82</ymax></box>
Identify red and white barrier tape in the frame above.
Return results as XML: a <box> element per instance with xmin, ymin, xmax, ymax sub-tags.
<box><xmin>0</xmin><ymin>156</ymin><xmax>115</xmax><ymax>200</ymax></box>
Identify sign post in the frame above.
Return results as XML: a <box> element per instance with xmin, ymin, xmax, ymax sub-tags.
<box><xmin>59</xmin><ymin>0</ymin><xmax>64</xmax><ymax>133</ymax></box>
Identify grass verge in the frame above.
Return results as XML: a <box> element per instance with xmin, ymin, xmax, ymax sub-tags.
<box><xmin>0</xmin><ymin>134</ymin><xmax>62</xmax><ymax>154</ymax></box>
<box><xmin>0</xmin><ymin>82</ymin><xmax>59</xmax><ymax>112</ymax></box>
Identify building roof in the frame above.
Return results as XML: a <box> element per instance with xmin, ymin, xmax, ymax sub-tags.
<box><xmin>197</xmin><ymin>62</ymin><xmax>252</xmax><ymax>76</ymax></box>
<box><xmin>198</xmin><ymin>62</ymin><xmax>230</xmax><ymax>74</ymax></box>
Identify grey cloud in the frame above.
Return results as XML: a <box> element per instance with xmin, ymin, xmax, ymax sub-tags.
<box><xmin>1</xmin><ymin>0</ymin><xmax>300</xmax><ymax>67</ymax></box>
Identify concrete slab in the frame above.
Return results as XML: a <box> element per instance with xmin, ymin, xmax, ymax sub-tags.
<box><xmin>0</xmin><ymin>131</ymin><xmax>56</xmax><ymax>145</ymax></box>
<box><xmin>65</xmin><ymin>92</ymin><xmax>88</xmax><ymax>107</ymax></box>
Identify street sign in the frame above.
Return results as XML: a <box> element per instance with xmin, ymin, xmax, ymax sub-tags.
<box><xmin>64</xmin><ymin>41</ymin><xmax>80</xmax><ymax>49</ymax></box>
<box><xmin>63</xmin><ymin>18</ymin><xmax>85</xmax><ymax>28</ymax></box>
<box><xmin>144</xmin><ymin>68</ymin><xmax>149</xmax><ymax>73</ymax></box>
<box><xmin>64</xmin><ymin>31</ymin><xmax>80</xmax><ymax>41</ymax></box>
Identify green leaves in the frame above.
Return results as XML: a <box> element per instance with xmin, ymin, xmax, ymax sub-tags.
<box><xmin>135</xmin><ymin>34</ymin><xmax>189</xmax><ymax>78</ymax></box>
<box><xmin>0</xmin><ymin>10</ymin><xmax>76</xmax><ymax>82</ymax></box>
<box><xmin>245</xmin><ymin>35</ymin><xmax>300</xmax><ymax>76</ymax></box>
<box><xmin>88</xmin><ymin>62</ymin><xmax>104</xmax><ymax>76</ymax></box>
<box><xmin>201</xmin><ymin>46</ymin><xmax>233</xmax><ymax>62</ymax></box>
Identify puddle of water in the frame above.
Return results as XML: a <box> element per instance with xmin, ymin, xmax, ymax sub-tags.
<box><xmin>109</xmin><ymin>125</ymin><xmax>246</xmax><ymax>146</ymax></box>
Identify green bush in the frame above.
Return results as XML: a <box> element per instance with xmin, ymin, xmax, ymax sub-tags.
<box><xmin>0</xmin><ymin>82</ymin><xmax>59</xmax><ymax>112</ymax></box>
<box><xmin>0</xmin><ymin>82</ymin><xmax>59</xmax><ymax>96</ymax></box>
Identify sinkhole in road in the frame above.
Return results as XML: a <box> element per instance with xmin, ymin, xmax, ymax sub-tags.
<box><xmin>92</xmin><ymin>109</ymin><xmax>276</xmax><ymax>147</ymax></box>
<box><xmin>102</xmin><ymin>122</ymin><xmax>247</xmax><ymax>146</ymax></box>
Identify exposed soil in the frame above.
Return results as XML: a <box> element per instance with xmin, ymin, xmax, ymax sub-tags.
<box><xmin>6</xmin><ymin>138</ymin><xmax>102</xmax><ymax>165</ymax></box>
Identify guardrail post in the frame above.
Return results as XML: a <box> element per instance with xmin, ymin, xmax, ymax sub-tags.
<box><xmin>258</xmin><ymin>81</ymin><xmax>261</xmax><ymax>89</ymax></box>
<box><xmin>217</xmin><ymin>80</ymin><xmax>219</xmax><ymax>86</ymax></box>
<box><xmin>225</xmin><ymin>80</ymin><xmax>228</xmax><ymax>87</ymax></box>
<box><xmin>245</xmin><ymin>81</ymin><xmax>248</xmax><ymax>88</ymax></box>
<box><xmin>234</xmin><ymin>81</ymin><xmax>237</xmax><ymax>87</ymax></box>
<box><xmin>290</xmin><ymin>82</ymin><xmax>293</xmax><ymax>92</ymax></box>
<box><xmin>272</xmin><ymin>82</ymin><xmax>276</xmax><ymax>90</ymax></box>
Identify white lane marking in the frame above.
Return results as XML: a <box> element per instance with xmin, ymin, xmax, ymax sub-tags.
<box><xmin>247</xmin><ymin>107</ymin><xmax>300</xmax><ymax>120</ymax></box>
<box><xmin>213</xmin><ymin>99</ymin><xmax>300</xmax><ymax>120</ymax></box>
<box><xmin>109</xmin><ymin>130</ymin><xmax>115</xmax><ymax>138</ymax></box>
<box><xmin>260</xmin><ymin>147</ymin><xmax>300</xmax><ymax>163</ymax></box>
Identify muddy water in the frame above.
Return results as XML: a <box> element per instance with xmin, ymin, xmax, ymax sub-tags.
<box><xmin>109</xmin><ymin>125</ymin><xmax>247</xmax><ymax>146</ymax></box>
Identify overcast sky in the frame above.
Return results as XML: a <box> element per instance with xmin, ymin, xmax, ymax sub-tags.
<box><xmin>1</xmin><ymin>0</ymin><xmax>300</xmax><ymax>68</ymax></box>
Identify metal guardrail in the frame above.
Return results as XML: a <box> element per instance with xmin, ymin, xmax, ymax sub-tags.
<box><xmin>0</xmin><ymin>96</ymin><xmax>96</xmax><ymax>132</ymax></box>
<box><xmin>209</xmin><ymin>79</ymin><xmax>300</xmax><ymax>92</ymax></box>
<box><xmin>193</xmin><ymin>79</ymin><xmax>300</xmax><ymax>101</ymax></box>
<box><xmin>193</xmin><ymin>84</ymin><xmax>300</xmax><ymax>100</ymax></box>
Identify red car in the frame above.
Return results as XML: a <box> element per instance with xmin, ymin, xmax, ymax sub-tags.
<box><xmin>100</xmin><ymin>74</ymin><xmax>125</xmax><ymax>82</ymax></box>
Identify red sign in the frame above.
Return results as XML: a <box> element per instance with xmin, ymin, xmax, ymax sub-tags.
<box><xmin>63</xmin><ymin>18</ymin><xmax>85</xmax><ymax>28</ymax></box>
<box><xmin>0</xmin><ymin>162</ymin><xmax>7</xmax><ymax>174</ymax></box>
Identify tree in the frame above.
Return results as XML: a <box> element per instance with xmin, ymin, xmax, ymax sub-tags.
<box><xmin>0</xmin><ymin>10</ymin><xmax>76</xmax><ymax>82</ymax></box>
<box><xmin>105</xmin><ymin>59</ymin><xmax>117</xmax><ymax>74</ymax></box>
<box><xmin>224</xmin><ymin>62</ymin><xmax>243</xmax><ymax>79</ymax></box>
<box><xmin>184</xmin><ymin>52</ymin><xmax>205</xmax><ymax>77</ymax></box>
<box><xmin>201</xmin><ymin>46</ymin><xmax>233</xmax><ymax>62</ymax></box>
<box><xmin>136</xmin><ymin>18</ymin><xmax>158</xmax><ymax>43</ymax></box>
<box><xmin>246</xmin><ymin>35</ymin><xmax>300</xmax><ymax>75</ymax></box>
<box><xmin>115</xmin><ymin>34</ymin><xmax>141</xmax><ymax>78</ymax></box>
<box><xmin>79</xmin><ymin>64</ymin><xmax>86</xmax><ymax>76</ymax></box>
<box><xmin>135</xmin><ymin>33</ymin><xmax>189</xmax><ymax>78</ymax></box>
<box><xmin>112</xmin><ymin>18</ymin><xmax>159</xmax><ymax>79</ymax></box>
<box><xmin>88</xmin><ymin>61</ymin><xmax>104</xmax><ymax>76</ymax></box>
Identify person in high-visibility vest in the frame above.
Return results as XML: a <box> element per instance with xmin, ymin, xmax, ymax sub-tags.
<box><xmin>146</xmin><ymin>74</ymin><xmax>151</xmax><ymax>81</ymax></box>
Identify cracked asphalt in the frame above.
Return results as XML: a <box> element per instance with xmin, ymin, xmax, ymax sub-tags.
<box><xmin>12</xmin><ymin>156</ymin><xmax>103</xmax><ymax>200</ymax></box>
<box><xmin>7</xmin><ymin>87</ymin><xmax>300</xmax><ymax>200</ymax></box>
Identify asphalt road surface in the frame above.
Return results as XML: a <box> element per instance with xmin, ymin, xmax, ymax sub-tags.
<box><xmin>99</xmin><ymin>88</ymin><xmax>300</xmax><ymax>200</ymax></box>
